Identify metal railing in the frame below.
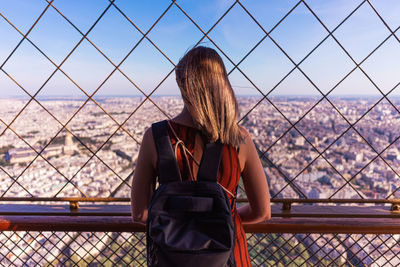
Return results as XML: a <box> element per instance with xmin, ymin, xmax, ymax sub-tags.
<box><xmin>0</xmin><ymin>198</ymin><xmax>400</xmax><ymax>266</ymax></box>
<box><xmin>0</xmin><ymin>232</ymin><xmax>399</xmax><ymax>266</ymax></box>
<box><xmin>0</xmin><ymin>0</ymin><xmax>400</xmax><ymax>266</ymax></box>
<box><xmin>0</xmin><ymin>0</ymin><xmax>398</xmax><ymax>199</ymax></box>
<box><xmin>2</xmin><ymin>231</ymin><xmax>400</xmax><ymax>266</ymax></box>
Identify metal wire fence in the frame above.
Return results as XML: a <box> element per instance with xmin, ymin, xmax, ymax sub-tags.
<box><xmin>0</xmin><ymin>231</ymin><xmax>399</xmax><ymax>267</ymax></box>
<box><xmin>0</xmin><ymin>0</ymin><xmax>399</xmax><ymax>266</ymax></box>
<box><xmin>0</xmin><ymin>0</ymin><xmax>398</xmax><ymax>200</ymax></box>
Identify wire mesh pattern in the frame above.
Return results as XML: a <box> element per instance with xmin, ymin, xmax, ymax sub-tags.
<box><xmin>0</xmin><ymin>231</ymin><xmax>399</xmax><ymax>266</ymax></box>
<box><xmin>247</xmin><ymin>233</ymin><xmax>400</xmax><ymax>267</ymax></box>
<box><xmin>0</xmin><ymin>0</ymin><xmax>400</xmax><ymax>265</ymax></box>
<box><xmin>0</xmin><ymin>231</ymin><xmax>146</xmax><ymax>267</ymax></box>
<box><xmin>0</xmin><ymin>0</ymin><xmax>399</xmax><ymax>200</ymax></box>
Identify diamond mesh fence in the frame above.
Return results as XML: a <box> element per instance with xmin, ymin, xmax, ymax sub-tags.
<box><xmin>0</xmin><ymin>0</ymin><xmax>400</xmax><ymax>266</ymax></box>
<box><xmin>0</xmin><ymin>0</ymin><xmax>398</xmax><ymax>200</ymax></box>
<box><xmin>0</xmin><ymin>232</ymin><xmax>399</xmax><ymax>267</ymax></box>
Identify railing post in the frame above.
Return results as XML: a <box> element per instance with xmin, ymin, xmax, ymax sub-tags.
<box><xmin>391</xmin><ymin>203</ymin><xmax>400</xmax><ymax>211</ymax></box>
<box><xmin>69</xmin><ymin>201</ymin><xmax>79</xmax><ymax>211</ymax></box>
<box><xmin>282</xmin><ymin>201</ymin><xmax>291</xmax><ymax>211</ymax></box>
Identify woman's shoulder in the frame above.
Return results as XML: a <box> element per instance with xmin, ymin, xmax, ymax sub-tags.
<box><xmin>141</xmin><ymin>126</ymin><xmax>155</xmax><ymax>149</ymax></box>
<box><xmin>139</xmin><ymin>126</ymin><xmax>157</xmax><ymax>170</ymax></box>
<box><xmin>238</xmin><ymin>125</ymin><xmax>251</xmax><ymax>137</ymax></box>
<box><xmin>143</xmin><ymin>126</ymin><xmax>154</xmax><ymax>138</ymax></box>
<box><xmin>237</xmin><ymin>125</ymin><xmax>253</xmax><ymax>171</ymax></box>
<box><xmin>238</xmin><ymin>125</ymin><xmax>252</xmax><ymax>148</ymax></box>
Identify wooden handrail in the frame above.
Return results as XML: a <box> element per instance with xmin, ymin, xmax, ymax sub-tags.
<box><xmin>0</xmin><ymin>204</ymin><xmax>399</xmax><ymax>218</ymax></box>
<box><xmin>0</xmin><ymin>204</ymin><xmax>399</xmax><ymax>234</ymax></box>
<box><xmin>0</xmin><ymin>216</ymin><xmax>399</xmax><ymax>234</ymax></box>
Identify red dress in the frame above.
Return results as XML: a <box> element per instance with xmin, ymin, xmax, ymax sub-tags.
<box><xmin>168</xmin><ymin>121</ymin><xmax>252</xmax><ymax>267</ymax></box>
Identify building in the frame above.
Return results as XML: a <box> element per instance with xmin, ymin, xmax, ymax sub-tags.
<box><xmin>4</xmin><ymin>134</ymin><xmax>77</xmax><ymax>164</ymax></box>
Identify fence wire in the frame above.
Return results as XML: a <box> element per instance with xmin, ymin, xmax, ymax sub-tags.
<box><xmin>0</xmin><ymin>231</ymin><xmax>399</xmax><ymax>267</ymax></box>
<box><xmin>0</xmin><ymin>0</ymin><xmax>399</xmax><ymax>265</ymax></box>
<box><xmin>0</xmin><ymin>0</ymin><xmax>399</xmax><ymax>200</ymax></box>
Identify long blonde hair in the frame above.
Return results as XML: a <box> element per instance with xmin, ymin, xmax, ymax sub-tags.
<box><xmin>175</xmin><ymin>46</ymin><xmax>243</xmax><ymax>147</ymax></box>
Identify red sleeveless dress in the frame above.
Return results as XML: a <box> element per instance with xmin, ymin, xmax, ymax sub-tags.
<box><xmin>168</xmin><ymin>121</ymin><xmax>252</xmax><ymax>267</ymax></box>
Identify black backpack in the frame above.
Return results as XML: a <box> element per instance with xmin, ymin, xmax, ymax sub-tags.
<box><xmin>146</xmin><ymin>120</ymin><xmax>236</xmax><ymax>267</ymax></box>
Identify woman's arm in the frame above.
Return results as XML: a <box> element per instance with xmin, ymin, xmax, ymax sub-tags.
<box><xmin>131</xmin><ymin>127</ymin><xmax>157</xmax><ymax>224</ymax></box>
<box><xmin>237</xmin><ymin>128</ymin><xmax>271</xmax><ymax>224</ymax></box>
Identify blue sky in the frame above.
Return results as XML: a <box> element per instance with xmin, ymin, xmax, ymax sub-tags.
<box><xmin>0</xmin><ymin>0</ymin><xmax>399</xmax><ymax>98</ymax></box>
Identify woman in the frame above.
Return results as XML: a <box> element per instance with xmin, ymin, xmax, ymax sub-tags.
<box><xmin>131</xmin><ymin>46</ymin><xmax>271</xmax><ymax>266</ymax></box>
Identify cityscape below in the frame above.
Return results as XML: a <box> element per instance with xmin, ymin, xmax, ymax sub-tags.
<box><xmin>0</xmin><ymin>95</ymin><xmax>399</xmax><ymax>266</ymax></box>
<box><xmin>0</xmin><ymin>95</ymin><xmax>399</xmax><ymax>200</ymax></box>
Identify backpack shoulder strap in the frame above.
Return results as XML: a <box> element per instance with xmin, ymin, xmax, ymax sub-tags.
<box><xmin>196</xmin><ymin>142</ymin><xmax>224</xmax><ymax>182</ymax></box>
<box><xmin>151</xmin><ymin>120</ymin><xmax>181</xmax><ymax>183</ymax></box>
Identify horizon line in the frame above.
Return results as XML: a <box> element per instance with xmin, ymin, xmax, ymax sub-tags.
<box><xmin>0</xmin><ymin>94</ymin><xmax>397</xmax><ymax>99</ymax></box>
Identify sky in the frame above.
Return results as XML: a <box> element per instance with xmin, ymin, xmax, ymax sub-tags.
<box><xmin>0</xmin><ymin>0</ymin><xmax>399</xmax><ymax>98</ymax></box>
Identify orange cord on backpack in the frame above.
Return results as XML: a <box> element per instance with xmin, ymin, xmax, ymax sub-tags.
<box><xmin>167</xmin><ymin>120</ymin><xmax>236</xmax><ymax>198</ymax></box>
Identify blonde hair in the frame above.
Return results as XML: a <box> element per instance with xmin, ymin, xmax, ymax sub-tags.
<box><xmin>175</xmin><ymin>46</ymin><xmax>243</xmax><ymax>147</ymax></box>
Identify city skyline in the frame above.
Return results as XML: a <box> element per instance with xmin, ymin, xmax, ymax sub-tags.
<box><xmin>1</xmin><ymin>96</ymin><xmax>400</xmax><ymax>200</ymax></box>
<box><xmin>0</xmin><ymin>95</ymin><xmax>399</xmax><ymax>265</ymax></box>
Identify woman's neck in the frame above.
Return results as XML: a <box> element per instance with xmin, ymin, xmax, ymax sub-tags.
<box><xmin>172</xmin><ymin>106</ymin><xmax>195</xmax><ymax>127</ymax></box>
